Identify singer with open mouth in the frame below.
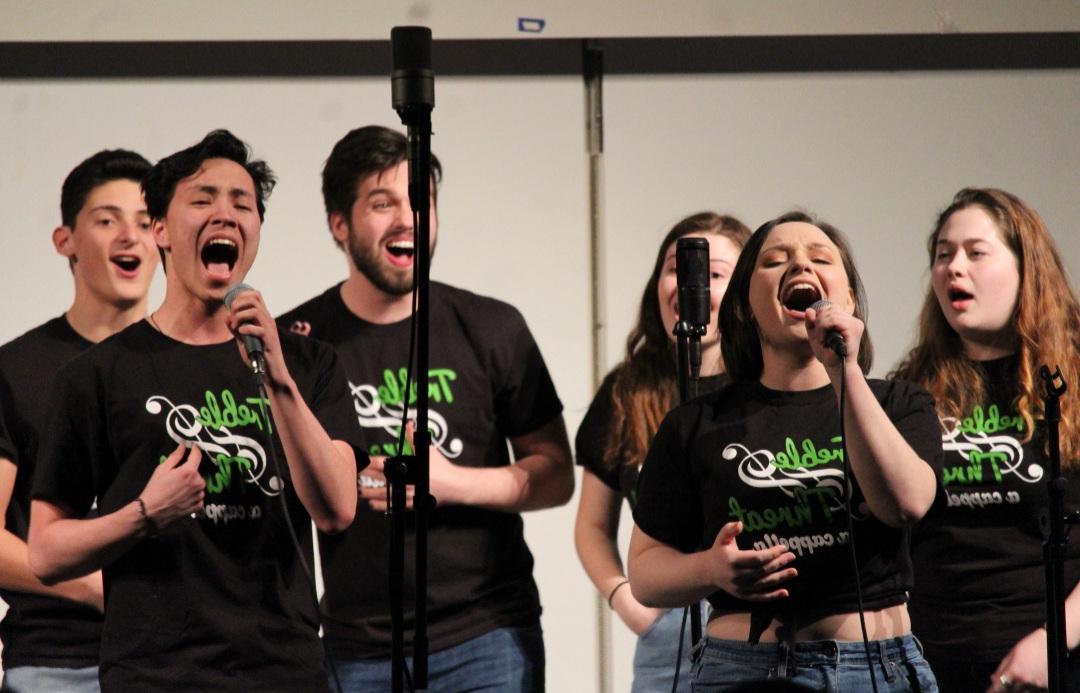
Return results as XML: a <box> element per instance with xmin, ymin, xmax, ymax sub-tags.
<box><xmin>896</xmin><ymin>188</ymin><xmax>1080</xmax><ymax>693</ymax></box>
<box><xmin>26</xmin><ymin>130</ymin><xmax>362</xmax><ymax>693</ymax></box>
<box><xmin>627</xmin><ymin>211</ymin><xmax>943</xmax><ymax>692</ymax></box>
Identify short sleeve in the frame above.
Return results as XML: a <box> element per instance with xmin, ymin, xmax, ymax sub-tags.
<box><xmin>881</xmin><ymin>379</ymin><xmax>944</xmax><ymax>480</ymax></box>
<box><xmin>0</xmin><ymin>377</ymin><xmax>17</xmax><ymax>465</ymax></box>
<box><xmin>632</xmin><ymin>409</ymin><xmax>704</xmax><ymax>553</ymax></box>
<box><xmin>31</xmin><ymin>360</ymin><xmax>101</xmax><ymax>517</ymax></box>
<box><xmin>574</xmin><ymin>372</ymin><xmax>622</xmax><ymax>492</ymax></box>
<box><xmin>489</xmin><ymin>305</ymin><xmax>563</xmax><ymax>438</ymax></box>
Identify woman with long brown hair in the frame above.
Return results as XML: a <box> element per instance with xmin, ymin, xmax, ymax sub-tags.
<box><xmin>895</xmin><ymin>188</ymin><xmax>1080</xmax><ymax>692</ymax></box>
<box><xmin>574</xmin><ymin>211</ymin><xmax>750</xmax><ymax>692</ymax></box>
<box><xmin>628</xmin><ymin>211</ymin><xmax>941</xmax><ymax>691</ymax></box>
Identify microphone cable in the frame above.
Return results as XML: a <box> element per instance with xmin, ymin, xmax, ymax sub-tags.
<box><xmin>251</xmin><ymin>375</ymin><xmax>345</xmax><ymax>693</ymax></box>
<box><xmin>836</xmin><ymin>362</ymin><xmax>881</xmax><ymax>693</ymax></box>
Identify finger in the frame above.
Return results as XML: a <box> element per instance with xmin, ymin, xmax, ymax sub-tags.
<box><xmin>735</xmin><ymin>565</ymin><xmax>798</xmax><ymax>589</ymax></box>
<box><xmin>161</xmin><ymin>443</ymin><xmax>190</xmax><ymax>469</ymax></box>
<box><xmin>716</xmin><ymin>521</ymin><xmax>742</xmax><ymax>545</ymax></box>
<box><xmin>181</xmin><ymin>444</ymin><xmax>203</xmax><ymax>469</ymax></box>
<box><xmin>738</xmin><ymin>587</ymin><xmax>790</xmax><ymax>602</ymax></box>
<box><xmin>731</xmin><ymin>545</ymin><xmax>792</xmax><ymax>571</ymax></box>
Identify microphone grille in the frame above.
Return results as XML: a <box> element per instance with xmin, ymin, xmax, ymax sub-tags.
<box><xmin>224</xmin><ymin>283</ymin><xmax>253</xmax><ymax>310</ymax></box>
<box><xmin>807</xmin><ymin>299</ymin><xmax>832</xmax><ymax>312</ymax></box>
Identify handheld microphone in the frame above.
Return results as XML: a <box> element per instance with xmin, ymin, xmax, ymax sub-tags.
<box><xmin>807</xmin><ymin>299</ymin><xmax>847</xmax><ymax>357</ymax></box>
<box><xmin>224</xmin><ymin>283</ymin><xmax>266</xmax><ymax>377</ymax></box>
<box><xmin>675</xmin><ymin>237</ymin><xmax>711</xmax><ymax>335</ymax></box>
<box><xmin>391</xmin><ymin>26</ymin><xmax>434</xmax><ymax>123</ymax></box>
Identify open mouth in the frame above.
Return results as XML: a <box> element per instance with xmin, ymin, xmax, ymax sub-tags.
<box><xmin>782</xmin><ymin>283</ymin><xmax>822</xmax><ymax>313</ymax></box>
<box><xmin>385</xmin><ymin>239</ymin><xmax>415</xmax><ymax>265</ymax></box>
<box><xmin>111</xmin><ymin>255</ymin><xmax>142</xmax><ymax>274</ymax></box>
<box><xmin>948</xmin><ymin>288</ymin><xmax>974</xmax><ymax>302</ymax></box>
<box><xmin>201</xmin><ymin>238</ymin><xmax>238</xmax><ymax>279</ymax></box>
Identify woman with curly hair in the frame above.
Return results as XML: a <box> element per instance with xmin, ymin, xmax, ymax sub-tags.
<box><xmin>895</xmin><ymin>188</ymin><xmax>1080</xmax><ymax>692</ymax></box>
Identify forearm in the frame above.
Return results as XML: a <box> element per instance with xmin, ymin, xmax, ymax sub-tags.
<box><xmin>835</xmin><ymin>367</ymin><xmax>936</xmax><ymax>526</ymax></box>
<box><xmin>628</xmin><ymin>526</ymin><xmax>713</xmax><ymax>608</ymax></box>
<box><xmin>0</xmin><ymin>529</ymin><xmax>100</xmax><ymax>605</ymax></box>
<box><xmin>443</xmin><ymin>453</ymin><xmax>573</xmax><ymax>512</ymax></box>
<box><xmin>1062</xmin><ymin>581</ymin><xmax>1080</xmax><ymax>649</ymax></box>
<box><xmin>265</xmin><ymin>379</ymin><xmax>356</xmax><ymax>532</ymax></box>
<box><xmin>28</xmin><ymin>500</ymin><xmax>145</xmax><ymax>584</ymax></box>
<box><xmin>574</xmin><ymin>476</ymin><xmax>628</xmax><ymax>596</ymax></box>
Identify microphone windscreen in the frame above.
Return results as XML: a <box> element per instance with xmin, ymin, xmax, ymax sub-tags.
<box><xmin>807</xmin><ymin>299</ymin><xmax>832</xmax><ymax>312</ymax></box>
<box><xmin>224</xmin><ymin>283</ymin><xmax>254</xmax><ymax>310</ymax></box>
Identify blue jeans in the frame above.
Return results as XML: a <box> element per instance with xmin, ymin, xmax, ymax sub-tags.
<box><xmin>329</xmin><ymin>625</ymin><xmax>544</xmax><ymax>693</ymax></box>
<box><xmin>1</xmin><ymin>665</ymin><xmax>100</xmax><ymax>693</ymax></box>
<box><xmin>691</xmin><ymin>634</ymin><xmax>938</xmax><ymax>693</ymax></box>
<box><xmin>633</xmin><ymin>607</ymin><xmax>694</xmax><ymax>693</ymax></box>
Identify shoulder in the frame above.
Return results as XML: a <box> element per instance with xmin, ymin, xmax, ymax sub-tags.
<box><xmin>276</xmin><ymin>284</ymin><xmax>344</xmax><ymax>339</ymax></box>
<box><xmin>867</xmin><ymin>377</ymin><xmax>935</xmax><ymax>408</ymax></box>
<box><xmin>0</xmin><ymin>317</ymin><xmax>71</xmax><ymax>365</ymax></box>
<box><xmin>435</xmin><ymin>282</ymin><xmax>526</xmax><ymax>325</ymax></box>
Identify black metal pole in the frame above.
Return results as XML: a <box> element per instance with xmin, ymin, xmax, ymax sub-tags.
<box><xmin>1040</xmin><ymin>364</ymin><xmax>1069</xmax><ymax>693</ymax></box>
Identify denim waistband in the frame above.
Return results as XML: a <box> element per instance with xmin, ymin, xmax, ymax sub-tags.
<box><xmin>696</xmin><ymin>633</ymin><xmax>924</xmax><ymax>667</ymax></box>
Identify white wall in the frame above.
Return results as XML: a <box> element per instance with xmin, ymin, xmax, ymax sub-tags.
<box><xmin>3</xmin><ymin>68</ymin><xmax>1080</xmax><ymax>692</ymax></box>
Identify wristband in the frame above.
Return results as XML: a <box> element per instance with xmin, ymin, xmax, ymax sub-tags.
<box><xmin>136</xmin><ymin>497</ymin><xmax>158</xmax><ymax>536</ymax></box>
<box><xmin>607</xmin><ymin>579</ymin><xmax>630</xmax><ymax>608</ymax></box>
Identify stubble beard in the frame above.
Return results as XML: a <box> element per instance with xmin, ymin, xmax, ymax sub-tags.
<box><xmin>347</xmin><ymin>229</ymin><xmax>413</xmax><ymax>297</ymax></box>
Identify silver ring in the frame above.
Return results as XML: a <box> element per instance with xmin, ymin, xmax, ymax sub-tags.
<box><xmin>999</xmin><ymin>674</ymin><xmax>1013</xmax><ymax>688</ymax></box>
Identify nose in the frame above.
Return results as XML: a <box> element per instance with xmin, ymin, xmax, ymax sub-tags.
<box><xmin>115</xmin><ymin>218</ymin><xmax>139</xmax><ymax>245</ymax></box>
<box><xmin>395</xmin><ymin>198</ymin><xmax>415</xmax><ymax>230</ymax></box>
<box><xmin>786</xmin><ymin>249</ymin><xmax>813</xmax><ymax>278</ymax></box>
<box><xmin>946</xmin><ymin>251</ymin><xmax>967</xmax><ymax>277</ymax></box>
<box><xmin>209</xmin><ymin>198</ymin><xmax>239</xmax><ymax>229</ymax></box>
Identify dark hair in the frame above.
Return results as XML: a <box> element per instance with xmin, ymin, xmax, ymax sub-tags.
<box><xmin>60</xmin><ymin>149</ymin><xmax>152</xmax><ymax>228</ymax></box>
<box><xmin>604</xmin><ymin>212</ymin><xmax>752</xmax><ymax>472</ymax></box>
<box><xmin>719</xmin><ymin>211</ymin><xmax>873</xmax><ymax>382</ymax></box>
<box><xmin>143</xmin><ymin>129</ymin><xmax>275</xmax><ymax>222</ymax></box>
<box><xmin>322</xmin><ymin>125</ymin><xmax>442</xmax><ymax>246</ymax></box>
<box><xmin>893</xmin><ymin>187</ymin><xmax>1080</xmax><ymax>469</ymax></box>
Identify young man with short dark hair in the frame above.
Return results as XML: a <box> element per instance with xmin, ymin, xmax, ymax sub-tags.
<box><xmin>279</xmin><ymin>125</ymin><xmax>573</xmax><ymax>692</ymax></box>
<box><xmin>28</xmin><ymin>130</ymin><xmax>362</xmax><ymax>692</ymax></box>
<box><xmin>0</xmin><ymin>149</ymin><xmax>157</xmax><ymax>693</ymax></box>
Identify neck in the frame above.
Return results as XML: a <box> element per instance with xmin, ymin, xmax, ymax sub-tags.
<box><xmin>699</xmin><ymin>340</ymin><xmax>725</xmax><ymax>377</ymax></box>
<box><xmin>66</xmin><ymin>294</ymin><xmax>148</xmax><ymax>343</ymax></box>
<box><xmin>758</xmin><ymin>343</ymin><xmax>831</xmax><ymax>391</ymax></box>
<box><xmin>151</xmin><ymin>290</ymin><xmax>233</xmax><ymax>344</ymax></box>
<box><xmin>339</xmin><ymin>272</ymin><xmax>413</xmax><ymax>324</ymax></box>
<box><xmin>961</xmin><ymin>336</ymin><xmax>1017</xmax><ymax>362</ymax></box>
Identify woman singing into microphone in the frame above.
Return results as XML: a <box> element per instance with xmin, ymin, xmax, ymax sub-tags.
<box><xmin>895</xmin><ymin>188</ymin><xmax>1080</xmax><ymax>693</ymax></box>
<box><xmin>575</xmin><ymin>212</ymin><xmax>750</xmax><ymax>692</ymax></box>
<box><xmin>628</xmin><ymin>211</ymin><xmax>942</xmax><ymax>691</ymax></box>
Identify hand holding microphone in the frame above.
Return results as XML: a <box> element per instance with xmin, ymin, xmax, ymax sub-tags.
<box><xmin>805</xmin><ymin>299</ymin><xmax>863</xmax><ymax>370</ymax></box>
<box><xmin>224</xmin><ymin>283</ymin><xmax>280</xmax><ymax>381</ymax></box>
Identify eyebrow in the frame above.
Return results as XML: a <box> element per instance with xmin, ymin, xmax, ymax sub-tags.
<box><xmin>761</xmin><ymin>242</ymin><xmax>836</xmax><ymax>253</ymax></box>
<box><xmin>192</xmin><ymin>185</ymin><xmax>253</xmax><ymax>198</ymax></box>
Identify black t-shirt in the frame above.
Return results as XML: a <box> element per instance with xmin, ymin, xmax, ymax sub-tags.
<box><xmin>32</xmin><ymin>320</ymin><xmax>363</xmax><ymax>692</ymax></box>
<box><xmin>575</xmin><ymin>368</ymin><xmax>726</xmax><ymax>506</ymax></box>
<box><xmin>0</xmin><ymin>316</ymin><xmax>102</xmax><ymax>668</ymax></box>
<box><xmin>633</xmin><ymin>378</ymin><xmax>942</xmax><ymax>620</ymax></box>
<box><xmin>278</xmin><ymin>282</ymin><xmax>563</xmax><ymax>658</ymax></box>
<box><xmin>910</xmin><ymin>355</ymin><xmax>1080</xmax><ymax>663</ymax></box>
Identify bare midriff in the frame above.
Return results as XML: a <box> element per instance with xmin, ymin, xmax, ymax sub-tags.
<box><xmin>706</xmin><ymin>603</ymin><xmax>911</xmax><ymax>643</ymax></box>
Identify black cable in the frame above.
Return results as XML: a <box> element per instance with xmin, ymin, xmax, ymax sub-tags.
<box><xmin>671</xmin><ymin>605</ymin><xmax>690</xmax><ymax>693</ymax></box>
<box><xmin>255</xmin><ymin>378</ymin><xmax>344</xmax><ymax>693</ymax></box>
<box><xmin>836</xmin><ymin>365</ymin><xmax>881</xmax><ymax>693</ymax></box>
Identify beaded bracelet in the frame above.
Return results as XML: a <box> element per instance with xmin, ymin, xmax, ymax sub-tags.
<box><xmin>135</xmin><ymin>497</ymin><xmax>158</xmax><ymax>536</ymax></box>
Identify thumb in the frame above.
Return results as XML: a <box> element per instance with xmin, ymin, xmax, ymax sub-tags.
<box><xmin>716</xmin><ymin>521</ymin><xmax>742</xmax><ymax>546</ymax></box>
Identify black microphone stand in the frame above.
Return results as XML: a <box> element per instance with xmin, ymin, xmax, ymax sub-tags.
<box><xmin>1040</xmin><ymin>365</ymin><xmax>1076</xmax><ymax>693</ymax></box>
<box><xmin>386</xmin><ymin>25</ymin><xmax>434</xmax><ymax>693</ymax></box>
<box><xmin>673</xmin><ymin>319</ymin><xmax>705</xmax><ymax>652</ymax></box>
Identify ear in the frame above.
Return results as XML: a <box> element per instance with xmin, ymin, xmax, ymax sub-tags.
<box><xmin>328</xmin><ymin>212</ymin><xmax>349</xmax><ymax>247</ymax></box>
<box><xmin>52</xmin><ymin>225</ymin><xmax>74</xmax><ymax>259</ymax></box>
<box><xmin>151</xmin><ymin>218</ymin><xmax>170</xmax><ymax>251</ymax></box>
